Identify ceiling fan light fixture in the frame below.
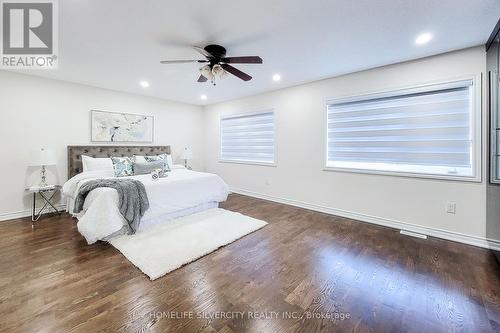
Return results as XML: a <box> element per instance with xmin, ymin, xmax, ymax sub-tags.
<box><xmin>200</xmin><ymin>65</ymin><xmax>214</xmax><ymax>80</ymax></box>
<box><xmin>212</xmin><ymin>64</ymin><xmax>225</xmax><ymax>78</ymax></box>
<box><xmin>161</xmin><ymin>44</ymin><xmax>261</xmax><ymax>84</ymax></box>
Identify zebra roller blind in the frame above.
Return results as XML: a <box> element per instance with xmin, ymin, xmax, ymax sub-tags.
<box><xmin>326</xmin><ymin>80</ymin><xmax>477</xmax><ymax>179</ymax></box>
<box><xmin>220</xmin><ymin>111</ymin><xmax>275</xmax><ymax>164</ymax></box>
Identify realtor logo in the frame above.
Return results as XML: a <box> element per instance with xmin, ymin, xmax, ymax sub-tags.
<box><xmin>1</xmin><ymin>0</ymin><xmax>58</xmax><ymax>68</ymax></box>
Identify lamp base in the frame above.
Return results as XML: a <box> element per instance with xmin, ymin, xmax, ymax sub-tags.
<box><xmin>39</xmin><ymin>165</ymin><xmax>48</xmax><ymax>187</ymax></box>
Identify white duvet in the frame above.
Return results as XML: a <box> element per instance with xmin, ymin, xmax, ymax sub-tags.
<box><xmin>62</xmin><ymin>168</ymin><xmax>229</xmax><ymax>244</ymax></box>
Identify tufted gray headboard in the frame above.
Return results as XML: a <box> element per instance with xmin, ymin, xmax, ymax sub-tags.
<box><xmin>67</xmin><ymin>145</ymin><xmax>170</xmax><ymax>178</ymax></box>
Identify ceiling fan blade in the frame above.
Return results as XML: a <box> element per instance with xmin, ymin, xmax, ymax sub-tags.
<box><xmin>221</xmin><ymin>64</ymin><xmax>252</xmax><ymax>81</ymax></box>
<box><xmin>160</xmin><ymin>60</ymin><xmax>207</xmax><ymax>64</ymax></box>
<box><xmin>193</xmin><ymin>46</ymin><xmax>211</xmax><ymax>58</ymax></box>
<box><xmin>221</xmin><ymin>56</ymin><xmax>263</xmax><ymax>64</ymax></box>
<box><xmin>197</xmin><ymin>75</ymin><xmax>208</xmax><ymax>82</ymax></box>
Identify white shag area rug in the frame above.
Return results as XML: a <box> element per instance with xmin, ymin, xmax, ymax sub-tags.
<box><xmin>109</xmin><ymin>208</ymin><xmax>268</xmax><ymax>280</ymax></box>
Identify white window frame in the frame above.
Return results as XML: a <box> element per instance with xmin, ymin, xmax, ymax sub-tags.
<box><xmin>219</xmin><ymin>109</ymin><xmax>277</xmax><ymax>167</ymax></box>
<box><xmin>323</xmin><ymin>76</ymin><xmax>482</xmax><ymax>182</ymax></box>
<box><xmin>490</xmin><ymin>70</ymin><xmax>500</xmax><ymax>184</ymax></box>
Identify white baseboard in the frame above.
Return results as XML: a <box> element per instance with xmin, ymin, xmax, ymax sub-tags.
<box><xmin>0</xmin><ymin>204</ymin><xmax>66</xmax><ymax>222</ymax></box>
<box><xmin>3</xmin><ymin>189</ymin><xmax>499</xmax><ymax>251</ymax></box>
<box><xmin>231</xmin><ymin>188</ymin><xmax>500</xmax><ymax>251</ymax></box>
<box><xmin>400</xmin><ymin>230</ymin><xmax>428</xmax><ymax>239</ymax></box>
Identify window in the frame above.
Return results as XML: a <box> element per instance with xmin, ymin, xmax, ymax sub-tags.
<box><xmin>220</xmin><ymin>111</ymin><xmax>275</xmax><ymax>165</ymax></box>
<box><xmin>490</xmin><ymin>71</ymin><xmax>500</xmax><ymax>183</ymax></box>
<box><xmin>326</xmin><ymin>79</ymin><xmax>480</xmax><ymax>180</ymax></box>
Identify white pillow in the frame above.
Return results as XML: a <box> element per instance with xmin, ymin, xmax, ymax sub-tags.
<box><xmin>165</xmin><ymin>154</ymin><xmax>173</xmax><ymax>169</ymax></box>
<box><xmin>81</xmin><ymin>155</ymin><xmax>114</xmax><ymax>172</ymax></box>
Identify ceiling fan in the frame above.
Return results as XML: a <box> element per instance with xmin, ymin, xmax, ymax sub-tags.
<box><xmin>160</xmin><ymin>44</ymin><xmax>263</xmax><ymax>85</ymax></box>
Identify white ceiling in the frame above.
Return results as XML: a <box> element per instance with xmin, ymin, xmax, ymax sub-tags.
<box><xmin>13</xmin><ymin>0</ymin><xmax>500</xmax><ymax>105</ymax></box>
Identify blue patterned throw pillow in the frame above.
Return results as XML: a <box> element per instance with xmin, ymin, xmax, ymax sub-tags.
<box><xmin>144</xmin><ymin>154</ymin><xmax>171</xmax><ymax>172</ymax></box>
<box><xmin>111</xmin><ymin>157</ymin><xmax>134</xmax><ymax>177</ymax></box>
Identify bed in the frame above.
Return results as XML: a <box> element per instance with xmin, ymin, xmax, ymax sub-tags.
<box><xmin>62</xmin><ymin>145</ymin><xmax>229</xmax><ymax>244</ymax></box>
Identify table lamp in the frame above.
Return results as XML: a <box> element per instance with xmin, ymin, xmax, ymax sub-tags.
<box><xmin>180</xmin><ymin>147</ymin><xmax>193</xmax><ymax>170</ymax></box>
<box><xmin>30</xmin><ymin>148</ymin><xmax>56</xmax><ymax>187</ymax></box>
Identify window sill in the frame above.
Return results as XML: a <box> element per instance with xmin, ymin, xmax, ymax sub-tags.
<box><xmin>323</xmin><ymin>166</ymin><xmax>481</xmax><ymax>183</ymax></box>
<box><xmin>219</xmin><ymin>159</ymin><xmax>277</xmax><ymax>167</ymax></box>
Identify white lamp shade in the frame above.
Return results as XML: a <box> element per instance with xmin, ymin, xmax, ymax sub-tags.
<box><xmin>180</xmin><ymin>147</ymin><xmax>193</xmax><ymax>160</ymax></box>
<box><xmin>30</xmin><ymin>149</ymin><xmax>56</xmax><ymax>166</ymax></box>
<box><xmin>212</xmin><ymin>64</ymin><xmax>224</xmax><ymax>78</ymax></box>
<box><xmin>200</xmin><ymin>65</ymin><xmax>214</xmax><ymax>80</ymax></box>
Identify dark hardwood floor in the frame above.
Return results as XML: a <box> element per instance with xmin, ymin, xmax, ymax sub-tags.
<box><xmin>1</xmin><ymin>193</ymin><xmax>500</xmax><ymax>332</ymax></box>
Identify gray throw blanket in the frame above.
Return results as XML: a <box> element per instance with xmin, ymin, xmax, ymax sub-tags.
<box><xmin>74</xmin><ymin>179</ymin><xmax>149</xmax><ymax>234</ymax></box>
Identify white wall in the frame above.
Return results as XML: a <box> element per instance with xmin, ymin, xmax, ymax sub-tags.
<box><xmin>1</xmin><ymin>47</ymin><xmax>494</xmax><ymax>248</ymax></box>
<box><xmin>0</xmin><ymin>71</ymin><xmax>204</xmax><ymax>220</ymax></box>
<box><xmin>203</xmin><ymin>47</ymin><xmax>492</xmax><ymax>245</ymax></box>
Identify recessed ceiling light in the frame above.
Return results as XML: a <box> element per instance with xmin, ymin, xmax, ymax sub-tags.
<box><xmin>139</xmin><ymin>80</ymin><xmax>149</xmax><ymax>88</ymax></box>
<box><xmin>272</xmin><ymin>74</ymin><xmax>281</xmax><ymax>82</ymax></box>
<box><xmin>415</xmin><ymin>33</ymin><xmax>432</xmax><ymax>45</ymax></box>
<box><xmin>200</xmin><ymin>94</ymin><xmax>207</xmax><ymax>100</ymax></box>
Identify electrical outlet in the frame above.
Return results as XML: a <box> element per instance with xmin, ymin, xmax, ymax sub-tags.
<box><xmin>446</xmin><ymin>202</ymin><xmax>456</xmax><ymax>214</ymax></box>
